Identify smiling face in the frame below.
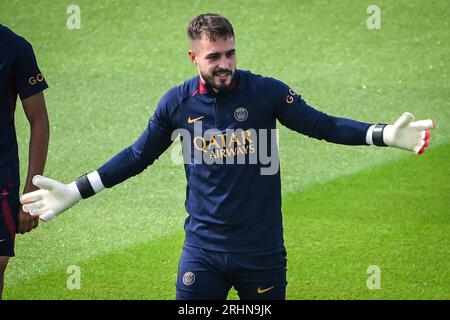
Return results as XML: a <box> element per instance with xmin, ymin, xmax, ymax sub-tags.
<box><xmin>188</xmin><ymin>36</ymin><xmax>236</xmax><ymax>93</ymax></box>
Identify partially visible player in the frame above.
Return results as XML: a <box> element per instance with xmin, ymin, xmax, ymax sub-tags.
<box><xmin>20</xmin><ymin>14</ymin><xmax>434</xmax><ymax>300</ymax></box>
<box><xmin>0</xmin><ymin>25</ymin><xmax>50</xmax><ymax>299</ymax></box>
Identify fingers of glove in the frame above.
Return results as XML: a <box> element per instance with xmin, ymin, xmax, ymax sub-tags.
<box><xmin>28</xmin><ymin>209</ymin><xmax>50</xmax><ymax>220</ymax></box>
<box><xmin>420</xmin><ymin>130</ymin><xmax>431</xmax><ymax>148</ymax></box>
<box><xmin>28</xmin><ymin>206</ymin><xmax>50</xmax><ymax>216</ymax></box>
<box><xmin>410</xmin><ymin>120</ymin><xmax>435</xmax><ymax>130</ymax></box>
<box><xmin>22</xmin><ymin>200</ymin><xmax>45</xmax><ymax>213</ymax></box>
<box><xmin>39</xmin><ymin>211</ymin><xmax>56</xmax><ymax>222</ymax></box>
<box><xmin>394</xmin><ymin>112</ymin><xmax>415</xmax><ymax>129</ymax></box>
<box><xmin>20</xmin><ymin>189</ymin><xmax>45</xmax><ymax>204</ymax></box>
<box><xmin>32</xmin><ymin>175</ymin><xmax>61</xmax><ymax>192</ymax></box>
<box><xmin>414</xmin><ymin>139</ymin><xmax>430</xmax><ymax>155</ymax></box>
<box><xmin>421</xmin><ymin>130</ymin><xmax>431</xmax><ymax>140</ymax></box>
<box><xmin>414</xmin><ymin>144</ymin><xmax>425</xmax><ymax>154</ymax></box>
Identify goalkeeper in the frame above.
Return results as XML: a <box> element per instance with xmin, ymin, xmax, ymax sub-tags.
<box><xmin>21</xmin><ymin>13</ymin><xmax>434</xmax><ymax>300</ymax></box>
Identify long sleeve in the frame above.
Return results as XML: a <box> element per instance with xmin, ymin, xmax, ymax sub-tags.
<box><xmin>268</xmin><ymin>77</ymin><xmax>371</xmax><ymax>145</ymax></box>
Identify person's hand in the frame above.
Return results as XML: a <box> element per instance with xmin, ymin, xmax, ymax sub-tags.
<box><xmin>384</xmin><ymin>112</ymin><xmax>435</xmax><ymax>154</ymax></box>
<box><xmin>17</xmin><ymin>208</ymin><xmax>39</xmax><ymax>234</ymax></box>
<box><xmin>20</xmin><ymin>175</ymin><xmax>81</xmax><ymax>221</ymax></box>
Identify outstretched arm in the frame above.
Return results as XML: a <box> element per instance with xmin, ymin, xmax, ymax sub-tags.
<box><xmin>270</xmin><ymin>78</ymin><xmax>434</xmax><ymax>153</ymax></box>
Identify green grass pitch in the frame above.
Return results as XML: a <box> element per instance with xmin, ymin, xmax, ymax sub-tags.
<box><xmin>1</xmin><ymin>0</ymin><xmax>449</xmax><ymax>299</ymax></box>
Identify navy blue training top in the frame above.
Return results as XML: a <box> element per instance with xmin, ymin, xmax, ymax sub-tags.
<box><xmin>0</xmin><ymin>25</ymin><xmax>48</xmax><ymax>191</ymax></box>
<box><xmin>98</xmin><ymin>70</ymin><xmax>371</xmax><ymax>253</ymax></box>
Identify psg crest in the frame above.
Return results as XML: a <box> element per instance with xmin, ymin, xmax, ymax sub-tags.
<box><xmin>234</xmin><ymin>107</ymin><xmax>248</xmax><ymax>122</ymax></box>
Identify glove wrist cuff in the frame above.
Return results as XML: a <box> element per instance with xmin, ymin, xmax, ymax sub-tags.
<box><xmin>75</xmin><ymin>175</ymin><xmax>96</xmax><ymax>199</ymax></box>
<box><xmin>73</xmin><ymin>171</ymin><xmax>105</xmax><ymax>200</ymax></box>
<box><xmin>372</xmin><ymin>124</ymin><xmax>388</xmax><ymax>147</ymax></box>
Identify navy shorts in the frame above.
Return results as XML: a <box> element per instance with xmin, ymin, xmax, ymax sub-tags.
<box><xmin>176</xmin><ymin>245</ymin><xmax>287</xmax><ymax>300</ymax></box>
<box><xmin>0</xmin><ymin>188</ymin><xmax>19</xmax><ymax>257</ymax></box>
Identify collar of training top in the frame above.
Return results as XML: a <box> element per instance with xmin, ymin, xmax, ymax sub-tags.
<box><xmin>192</xmin><ymin>71</ymin><xmax>240</xmax><ymax>97</ymax></box>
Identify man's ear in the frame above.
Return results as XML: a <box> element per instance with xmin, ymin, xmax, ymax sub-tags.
<box><xmin>188</xmin><ymin>49</ymin><xmax>197</xmax><ymax>65</ymax></box>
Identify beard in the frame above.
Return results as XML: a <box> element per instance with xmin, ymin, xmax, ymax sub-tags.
<box><xmin>201</xmin><ymin>68</ymin><xmax>235</xmax><ymax>93</ymax></box>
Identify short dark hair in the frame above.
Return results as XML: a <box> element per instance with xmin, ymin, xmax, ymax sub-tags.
<box><xmin>187</xmin><ymin>13</ymin><xmax>234</xmax><ymax>42</ymax></box>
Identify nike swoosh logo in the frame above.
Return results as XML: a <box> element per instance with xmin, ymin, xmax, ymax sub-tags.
<box><xmin>187</xmin><ymin>116</ymin><xmax>205</xmax><ymax>124</ymax></box>
<box><xmin>257</xmin><ymin>286</ymin><xmax>274</xmax><ymax>294</ymax></box>
<box><xmin>0</xmin><ymin>239</ymin><xmax>5</xmax><ymax>244</ymax></box>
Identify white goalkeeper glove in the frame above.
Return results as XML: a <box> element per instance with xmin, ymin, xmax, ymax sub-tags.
<box><xmin>21</xmin><ymin>172</ymin><xmax>104</xmax><ymax>221</ymax></box>
<box><xmin>368</xmin><ymin>112</ymin><xmax>435</xmax><ymax>154</ymax></box>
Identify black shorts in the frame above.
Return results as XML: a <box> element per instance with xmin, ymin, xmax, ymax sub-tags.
<box><xmin>0</xmin><ymin>188</ymin><xmax>19</xmax><ymax>257</ymax></box>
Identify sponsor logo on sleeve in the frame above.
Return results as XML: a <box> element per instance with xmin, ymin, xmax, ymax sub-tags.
<box><xmin>28</xmin><ymin>73</ymin><xmax>44</xmax><ymax>85</ymax></box>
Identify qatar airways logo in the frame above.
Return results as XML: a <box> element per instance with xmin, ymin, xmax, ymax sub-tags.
<box><xmin>193</xmin><ymin>130</ymin><xmax>256</xmax><ymax>159</ymax></box>
<box><xmin>170</xmin><ymin>121</ymin><xmax>280</xmax><ymax>176</ymax></box>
